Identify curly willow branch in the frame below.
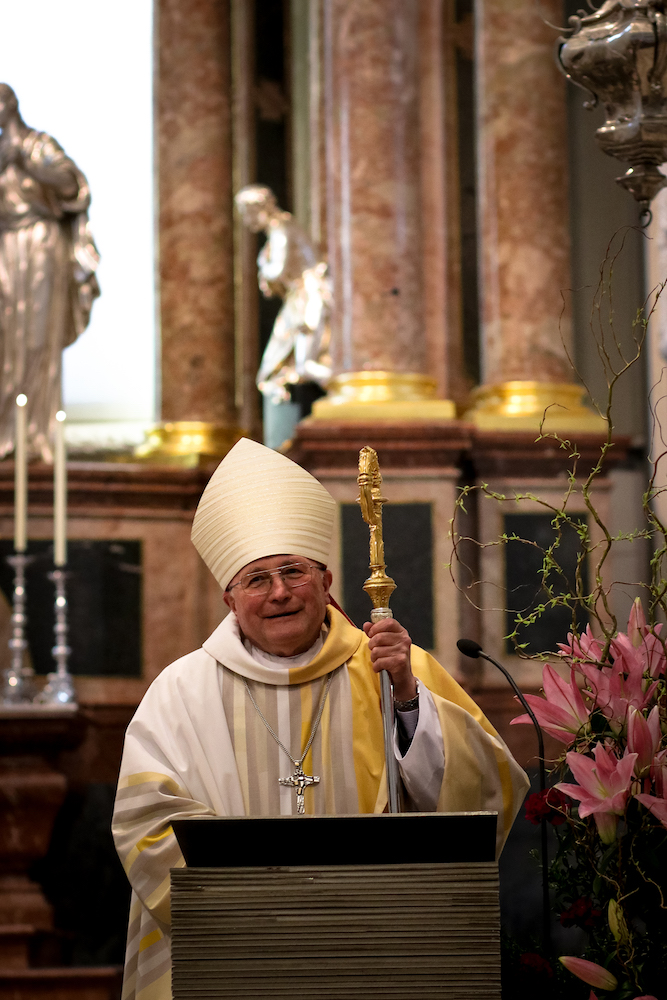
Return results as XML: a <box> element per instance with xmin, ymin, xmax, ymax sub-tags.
<box><xmin>449</xmin><ymin>229</ymin><xmax>667</xmax><ymax>658</ymax></box>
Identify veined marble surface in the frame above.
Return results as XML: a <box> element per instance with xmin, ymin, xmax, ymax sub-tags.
<box><xmin>476</xmin><ymin>0</ymin><xmax>573</xmax><ymax>386</ymax></box>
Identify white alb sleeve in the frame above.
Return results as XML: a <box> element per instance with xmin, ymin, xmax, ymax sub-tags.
<box><xmin>394</xmin><ymin>685</ymin><xmax>445</xmax><ymax>812</ymax></box>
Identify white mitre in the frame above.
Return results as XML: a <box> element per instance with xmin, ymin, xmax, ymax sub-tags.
<box><xmin>191</xmin><ymin>437</ymin><xmax>336</xmax><ymax>590</ymax></box>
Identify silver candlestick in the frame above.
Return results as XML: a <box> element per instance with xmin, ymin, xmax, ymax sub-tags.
<box><xmin>1</xmin><ymin>553</ymin><xmax>36</xmax><ymax>703</ymax></box>
<box><xmin>35</xmin><ymin>568</ymin><xmax>76</xmax><ymax>705</ymax></box>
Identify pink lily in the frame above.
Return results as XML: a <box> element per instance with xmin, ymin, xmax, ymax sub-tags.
<box><xmin>639</xmin><ymin>629</ymin><xmax>666</xmax><ymax>678</ymax></box>
<box><xmin>510</xmin><ymin>664</ymin><xmax>590</xmax><ymax>744</ymax></box>
<box><xmin>558</xmin><ymin>624</ymin><xmax>604</xmax><ymax>667</ymax></box>
<box><xmin>556</xmin><ymin>744</ymin><xmax>638</xmax><ymax>843</ymax></box>
<box><xmin>610</xmin><ymin>631</ymin><xmax>663</xmax><ymax>694</ymax></box>
<box><xmin>627</xmin><ymin>706</ymin><xmax>662</xmax><ymax>775</ymax></box>
<box><xmin>627</xmin><ymin>599</ymin><xmax>666</xmax><ymax>677</ymax></box>
<box><xmin>635</xmin><ymin>791</ymin><xmax>667</xmax><ymax>829</ymax></box>
<box><xmin>589</xmin><ymin>995</ymin><xmax>659</xmax><ymax>1000</ymax></box>
<box><xmin>559</xmin><ymin>956</ymin><xmax>617</xmax><ymax>990</ymax></box>
<box><xmin>579</xmin><ymin>652</ymin><xmax>659</xmax><ymax>734</ymax></box>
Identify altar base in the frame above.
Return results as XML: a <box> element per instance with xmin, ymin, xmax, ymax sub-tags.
<box><xmin>0</xmin><ymin>712</ymin><xmax>85</xmax><ymax>932</ymax></box>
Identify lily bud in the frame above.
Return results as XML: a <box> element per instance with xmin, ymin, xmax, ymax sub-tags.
<box><xmin>559</xmin><ymin>956</ymin><xmax>618</xmax><ymax>990</ymax></box>
<box><xmin>627</xmin><ymin>707</ymin><xmax>661</xmax><ymax>774</ymax></box>
<box><xmin>608</xmin><ymin>899</ymin><xmax>629</xmax><ymax>945</ymax></box>
<box><xmin>627</xmin><ymin>597</ymin><xmax>647</xmax><ymax>647</ymax></box>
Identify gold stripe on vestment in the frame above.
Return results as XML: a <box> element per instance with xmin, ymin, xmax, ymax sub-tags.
<box><xmin>117</xmin><ymin>772</ymin><xmax>182</xmax><ymax>794</ymax></box>
<box><xmin>136</xmin><ymin>828</ymin><xmax>173</xmax><ymax>853</ymax></box>
<box><xmin>494</xmin><ymin>748</ymin><xmax>514</xmax><ymax>842</ymax></box>
<box><xmin>139</xmin><ymin>928</ymin><xmax>162</xmax><ymax>953</ymax></box>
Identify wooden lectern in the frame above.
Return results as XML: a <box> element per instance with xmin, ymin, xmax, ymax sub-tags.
<box><xmin>171</xmin><ymin>813</ymin><xmax>501</xmax><ymax>999</ymax></box>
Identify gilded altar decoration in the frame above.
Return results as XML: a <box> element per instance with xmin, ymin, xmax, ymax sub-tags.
<box><xmin>559</xmin><ymin>1</ymin><xmax>667</xmax><ymax>217</ymax></box>
<box><xmin>235</xmin><ymin>185</ymin><xmax>331</xmax><ymax>402</ymax></box>
<box><xmin>0</xmin><ymin>84</ymin><xmax>100</xmax><ymax>462</ymax></box>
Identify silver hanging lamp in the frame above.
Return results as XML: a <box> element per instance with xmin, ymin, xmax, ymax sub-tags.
<box><xmin>558</xmin><ymin>1</ymin><xmax>667</xmax><ymax>223</ymax></box>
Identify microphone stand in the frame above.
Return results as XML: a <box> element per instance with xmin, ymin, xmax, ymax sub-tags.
<box><xmin>457</xmin><ymin>638</ymin><xmax>551</xmax><ymax>952</ymax></box>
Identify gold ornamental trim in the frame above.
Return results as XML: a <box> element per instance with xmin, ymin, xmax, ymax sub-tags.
<box><xmin>464</xmin><ymin>381</ymin><xmax>607</xmax><ymax>433</ymax></box>
<box><xmin>311</xmin><ymin>371</ymin><xmax>456</xmax><ymax>421</ymax></box>
<box><xmin>134</xmin><ymin>421</ymin><xmax>245</xmax><ymax>467</ymax></box>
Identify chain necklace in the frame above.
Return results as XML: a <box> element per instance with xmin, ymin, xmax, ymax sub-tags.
<box><xmin>244</xmin><ymin>671</ymin><xmax>335</xmax><ymax>813</ymax></box>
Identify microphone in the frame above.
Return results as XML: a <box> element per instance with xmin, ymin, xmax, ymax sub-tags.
<box><xmin>457</xmin><ymin>638</ymin><xmax>550</xmax><ymax>948</ymax></box>
<box><xmin>456</xmin><ymin>639</ymin><xmax>545</xmax><ymax>793</ymax></box>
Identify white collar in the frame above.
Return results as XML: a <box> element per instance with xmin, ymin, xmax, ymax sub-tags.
<box><xmin>202</xmin><ymin>612</ymin><xmax>330</xmax><ymax>684</ymax></box>
<box><xmin>244</xmin><ymin>625</ymin><xmax>327</xmax><ymax>670</ymax></box>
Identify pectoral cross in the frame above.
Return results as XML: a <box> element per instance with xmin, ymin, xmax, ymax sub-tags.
<box><xmin>279</xmin><ymin>765</ymin><xmax>320</xmax><ymax>814</ymax></box>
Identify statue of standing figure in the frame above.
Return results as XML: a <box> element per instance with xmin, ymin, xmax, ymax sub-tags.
<box><xmin>235</xmin><ymin>185</ymin><xmax>331</xmax><ymax>403</ymax></box>
<box><xmin>0</xmin><ymin>84</ymin><xmax>100</xmax><ymax>462</ymax></box>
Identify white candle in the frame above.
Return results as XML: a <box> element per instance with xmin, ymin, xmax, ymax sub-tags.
<box><xmin>14</xmin><ymin>394</ymin><xmax>27</xmax><ymax>552</ymax></box>
<box><xmin>54</xmin><ymin>410</ymin><xmax>67</xmax><ymax>567</ymax></box>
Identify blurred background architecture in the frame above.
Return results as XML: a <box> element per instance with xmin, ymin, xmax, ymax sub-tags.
<box><xmin>0</xmin><ymin>0</ymin><xmax>664</xmax><ymax>996</ymax></box>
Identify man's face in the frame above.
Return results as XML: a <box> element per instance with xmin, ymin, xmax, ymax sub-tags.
<box><xmin>223</xmin><ymin>553</ymin><xmax>332</xmax><ymax>656</ymax></box>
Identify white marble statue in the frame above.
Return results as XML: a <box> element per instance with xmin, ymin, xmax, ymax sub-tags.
<box><xmin>0</xmin><ymin>84</ymin><xmax>100</xmax><ymax>461</ymax></box>
<box><xmin>235</xmin><ymin>185</ymin><xmax>331</xmax><ymax>403</ymax></box>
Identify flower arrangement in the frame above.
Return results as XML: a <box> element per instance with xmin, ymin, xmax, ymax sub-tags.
<box><xmin>447</xmin><ymin>234</ymin><xmax>667</xmax><ymax>998</ymax></box>
<box><xmin>511</xmin><ymin>600</ymin><xmax>667</xmax><ymax>998</ymax></box>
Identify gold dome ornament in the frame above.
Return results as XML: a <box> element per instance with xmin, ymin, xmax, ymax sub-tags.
<box><xmin>134</xmin><ymin>421</ymin><xmax>245</xmax><ymax>467</ymax></box>
<box><xmin>311</xmin><ymin>371</ymin><xmax>456</xmax><ymax>421</ymax></box>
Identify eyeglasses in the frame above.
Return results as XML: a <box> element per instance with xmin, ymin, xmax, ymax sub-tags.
<box><xmin>227</xmin><ymin>561</ymin><xmax>323</xmax><ymax>596</ymax></box>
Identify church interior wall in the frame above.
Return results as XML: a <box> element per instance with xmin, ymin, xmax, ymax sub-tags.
<box><xmin>567</xmin><ymin>85</ymin><xmax>648</xmax><ymax>444</ymax></box>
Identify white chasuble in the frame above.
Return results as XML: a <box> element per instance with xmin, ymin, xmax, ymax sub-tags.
<box><xmin>113</xmin><ymin>606</ymin><xmax>529</xmax><ymax>1000</ymax></box>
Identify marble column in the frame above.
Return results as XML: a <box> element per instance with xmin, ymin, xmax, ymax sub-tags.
<box><xmin>311</xmin><ymin>0</ymin><xmax>454</xmax><ymax>420</ymax></box>
<box><xmin>138</xmin><ymin>0</ymin><xmax>243</xmax><ymax>464</ymax></box>
<box><xmin>419</xmin><ymin>0</ymin><xmax>469</xmax><ymax>407</ymax></box>
<box><xmin>468</xmin><ymin>0</ymin><xmax>603</xmax><ymax>432</ymax></box>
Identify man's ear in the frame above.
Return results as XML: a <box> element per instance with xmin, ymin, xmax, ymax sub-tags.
<box><xmin>223</xmin><ymin>589</ymin><xmax>235</xmax><ymax>612</ymax></box>
<box><xmin>322</xmin><ymin>569</ymin><xmax>333</xmax><ymax>599</ymax></box>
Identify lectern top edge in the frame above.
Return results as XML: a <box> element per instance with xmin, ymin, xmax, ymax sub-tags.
<box><xmin>173</xmin><ymin>811</ymin><xmax>498</xmax><ymax>867</ymax></box>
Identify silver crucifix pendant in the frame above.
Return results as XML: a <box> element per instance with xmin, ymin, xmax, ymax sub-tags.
<box><xmin>279</xmin><ymin>765</ymin><xmax>320</xmax><ymax>814</ymax></box>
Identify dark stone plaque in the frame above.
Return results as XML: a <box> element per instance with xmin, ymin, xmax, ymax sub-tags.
<box><xmin>0</xmin><ymin>540</ymin><xmax>142</xmax><ymax>677</ymax></box>
<box><xmin>341</xmin><ymin>503</ymin><xmax>434</xmax><ymax>650</ymax></box>
<box><xmin>504</xmin><ymin>513</ymin><xmax>588</xmax><ymax>655</ymax></box>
